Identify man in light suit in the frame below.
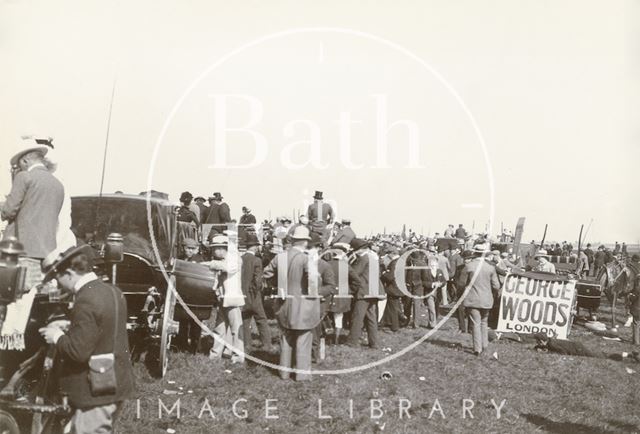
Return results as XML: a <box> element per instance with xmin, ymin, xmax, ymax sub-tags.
<box><xmin>2</xmin><ymin>144</ymin><xmax>64</xmax><ymax>259</ymax></box>
<box><xmin>458</xmin><ymin>244</ymin><xmax>501</xmax><ymax>355</ymax></box>
<box><xmin>263</xmin><ymin>225</ymin><xmax>319</xmax><ymax>381</ymax></box>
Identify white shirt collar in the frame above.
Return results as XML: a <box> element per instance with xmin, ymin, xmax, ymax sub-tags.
<box><xmin>74</xmin><ymin>272</ymin><xmax>99</xmax><ymax>291</ymax></box>
<box><xmin>28</xmin><ymin>163</ymin><xmax>46</xmax><ymax>172</ymax></box>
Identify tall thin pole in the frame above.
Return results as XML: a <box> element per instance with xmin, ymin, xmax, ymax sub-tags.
<box><xmin>99</xmin><ymin>78</ymin><xmax>117</xmax><ymax>198</ymax></box>
<box><xmin>94</xmin><ymin>77</ymin><xmax>117</xmax><ymax>230</ymax></box>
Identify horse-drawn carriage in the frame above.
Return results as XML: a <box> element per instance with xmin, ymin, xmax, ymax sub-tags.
<box><xmin>523</xmin><ymin>252</ymin><xmax>603</xmax><ymax>319</ymax></box>
<box><xmin>0</xmin><ymin>193</ymin><xmax>216</xmax><ymax>433</ymax></box>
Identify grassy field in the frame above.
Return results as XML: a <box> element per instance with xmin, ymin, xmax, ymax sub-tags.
<box><xmin>117</xmin><ymin>301</ymin><xmax>640</xmax><ymax>434</ymax></box>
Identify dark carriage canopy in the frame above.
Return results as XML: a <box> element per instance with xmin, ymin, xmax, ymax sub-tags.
<box><xmin>71</xmin><ymin>194</ymin><xmax>176</xmax><ymax>265</ymax></box>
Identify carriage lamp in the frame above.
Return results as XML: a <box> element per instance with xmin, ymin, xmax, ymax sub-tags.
<box><xmin>105</xmin><ymin>233</ymin><xmax>124</xmax><ymax>263</ymax></box>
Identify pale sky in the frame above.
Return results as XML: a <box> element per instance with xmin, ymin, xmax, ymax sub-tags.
<box><xmin>1</xmin><ymin>0</ymin><xmax>638</xmax><ymax>244</ymax></box>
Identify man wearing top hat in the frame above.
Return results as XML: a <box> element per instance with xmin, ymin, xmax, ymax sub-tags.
<box><xmin>240</xmin><ymin>233</ymin><xmax>273</xmax><ymax>353</ymax></box>
<box><xmin>306</xmin><ymin>191</ymin><xmax>334</xmax><ymax>245</ymax></box>
<box><xmin>263</xmin><ymin>225</ymin><xmax>319</xmax><ymax>380</ymax></box>
<box><xmin>2</xmin><ymin>141</ymin><xmax>64</xmax><ymax>259</ymax></box>
<box><xmin>39</xmin><ymin>245</ymin><xmax>133</xmax><ymax>433</ymax></box>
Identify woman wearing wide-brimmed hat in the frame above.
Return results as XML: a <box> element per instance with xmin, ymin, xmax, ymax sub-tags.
<box><xmin>534</xmin><ymin>249</ymin><xmax>556</xmax><ymax>274</ymax></box>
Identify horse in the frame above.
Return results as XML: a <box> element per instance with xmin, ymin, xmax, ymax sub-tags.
<box><xmin>598</xmin><ymin>258</ymin><xmax>638</xmax><ymax>328</ymax></box>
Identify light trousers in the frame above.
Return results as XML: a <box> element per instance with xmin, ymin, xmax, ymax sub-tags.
<box><xmin>211</xmin><ymin>306</ymin><xmax>244</xmax><ymax>363</ymax></box>
<box><xmin>279</xmin><ymin>328</ymin><xmax>313</xmax><ymax>381</ymax></box>
<box><xmin>467</xmin><ymin>308</ymin><xmax>490</xmax><ymax>353</ymax></box>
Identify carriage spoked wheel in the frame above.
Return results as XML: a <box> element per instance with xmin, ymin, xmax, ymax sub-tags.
<box><xmin>0</xmin><ymin>410</ymin><xmax>19</xmax><ymax>434</ymax></box>
<box><xmin>159</xmin><ymin>276</ymin><xmax>180</xmax><ymax>378</ymax></box>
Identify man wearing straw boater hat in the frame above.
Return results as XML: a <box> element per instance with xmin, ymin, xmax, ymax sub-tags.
<box><xmin>1</xmin><ymin>138</ymin><xmax>64</xmax><ymax>259</ymax></box>
<box><xmin>206</xmin><ymin>234</ymin><xmax>245</xmax><ymax>363</ymax></box>
<box><xmin>263</xmin><ymin>225</ymin><xmax>319</xmax><ymax>380</ymax></box>
<box><xmin>39</xmin><ymin>245</ymin><xmax>133</xmax><ymax>432</ymax></box>
<box><xmin>458</xmin><ymin>243</ymin><xmax>501</xmax><ymax>356</ymax></box>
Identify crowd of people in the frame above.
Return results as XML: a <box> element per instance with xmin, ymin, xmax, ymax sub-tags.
<box><xmin>1</xmin><ymin>137</ymin><xmax>639</xmax><ymax>432</ymax></box>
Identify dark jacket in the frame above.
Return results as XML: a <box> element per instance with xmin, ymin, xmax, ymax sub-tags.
<box><xmin>56</xmin><ymin>278</ymin><xmax>134</xmax><ymax>408</ymax></box>
<box><xmin>629</xmin><ymin>262</ymin><xmax>640</xmax><ymax>317</ymax></box>
<box><xmin>327</xmin><ymin>256</ymin><xmax>361</xmax><ymax>313</ymax></box>
<box><xmin>332</xmin><ymin>226</ymin><xmax>356</xmax><ymax>245</ymax></box>
<box><xmin>423</xmin><ymin>268</ymin><xmax>446</xmax><ymax>295</ymax></box>
<box><xmin>381</xmin><ymin>257</ymin><xmax>406</xmax><ymax>297</ymax></box>
<box><xmin>351</xmin><ymin>252</ymin><xmax>384</xmax><ymax>300</ymax></box>
<box><xmin>205</xmin><ymin>202</ymin><xmax>231</xmax><ymax>225</ymax></box>
<box><xmin>405</xmin><ymin>256</ymin><xmax>427</xmax><ymax>295</ymax></box>
<box><xmin>241</xmin><ymin>252</ymin><xmax>263</xmax><ymax>305</ymax></box>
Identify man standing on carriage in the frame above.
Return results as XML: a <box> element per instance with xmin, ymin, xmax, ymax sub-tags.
<box><xmin>1</xmin><ymin>142</ymin><xmax>64</xmax><ymax>259</ymax></box>
<box><xmin>307</xmin><ymin>191</ymin><xmax>334</xmax><ymax>245</ymax></box>
<box><xmin>205</xmin><ymin>192</ymin><xmax>231</xmax><ymax>238</ymax></box>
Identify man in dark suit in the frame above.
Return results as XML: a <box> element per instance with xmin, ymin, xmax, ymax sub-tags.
<box><xmin>240</xmin><ymin>234</ymin><xmax>273</xmax><ymax>353</ymax></box>
<box><xmin>194</xmin><ymin>196</ymin><xmax>209</xmax><ymax>223</ymax></box>
<box><xmin>39</xmin><ymin>245</ymin><xmax>133</xmax><ymax>432</ymax></box>
<box><xmin>205</xmin><ymin>192</ymin><xmax>231</xmax><ymax>236</ymax></box>
<box><xmin>346</xmin><ymin>238</ymin><xmax>381</xmax><ymax>348</ymax></box>
<box><xmin>2</xmin><ymin>145</ymin><xmax>64</xmax><ymax>258</ymax></box>
<box><xmin>307</xmin><ymin>191</ymin><xmax>334</xmax><ymax>245</ymax></box>
<box><xmin>238</xmin><ymin>206</ymin><xmax>257</xmax><ymax>243</ymax></box>
<box><xmin>380</xmin><ymin>247</ymin><xmax>407</xmax><ymax>332</ymax></box>
<box><xmin>331</xmin><ymin>219</ymin><xmax>356</xmax><ymax>245</ymax></box>
<box><xmin>593</xmin><ymin>246</ymin><xmax>607</xmax><ymax>277</ymax></box>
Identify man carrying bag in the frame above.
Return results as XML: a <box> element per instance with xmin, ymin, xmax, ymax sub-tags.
<box><xmin>39</xmin><ymin>245</ymin><xmax>134</xmax><ymax>433</ymax></box>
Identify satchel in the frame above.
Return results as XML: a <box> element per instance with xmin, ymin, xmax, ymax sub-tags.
<box><xmin>88</xmin><ymin>287</ymin><xmax>119</xmax><ymax>396</ymax></box>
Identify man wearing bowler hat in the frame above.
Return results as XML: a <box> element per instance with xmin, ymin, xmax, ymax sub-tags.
<box><xmin>2</xmin><ymin>140</ymin><xmax>64</xmax><ymax>259</ymax></box>
<box><xmin>346</xmin><ymin>238</ymin><xmax>381</xmax><ymax>349</ymax></box>
<box><xmin>39</xmin><ymin>245</ymin><xmax>133</xmax><ymax>433</ymax></box>
<box><xmin>240</xmin><ymin>233</ymin><xmax>273</xmax><ymax>353</ymax></box>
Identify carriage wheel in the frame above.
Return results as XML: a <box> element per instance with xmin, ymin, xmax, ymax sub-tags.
<box><xmin>0</xmin><ymin>410</ymin><xmax>19</xmax><ymax>434</ymax></box>
<box><xmin>159</xmin><ymin>276</ymin><xmax>180</xmax><ymax>378</ymax></box>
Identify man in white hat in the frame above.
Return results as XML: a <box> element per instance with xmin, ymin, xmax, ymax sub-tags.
<box><xmin>263</xmin><ymin>225</ymin><xmax>319</xmax><ymax>380</ymax></box>
<box><xmin>1</xmin><ymin>139</ymin><xmax>64</xmax><ymax>259</ymax></box>
<box><xmin>206</xmin><ymin>234</ymin><xmax>245</xmax><ymax>364</ymax></box>
<box><xmin>534</xmin><ymin>250</ymin><xmax>556</xmax><ymax>274</ymax></box>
